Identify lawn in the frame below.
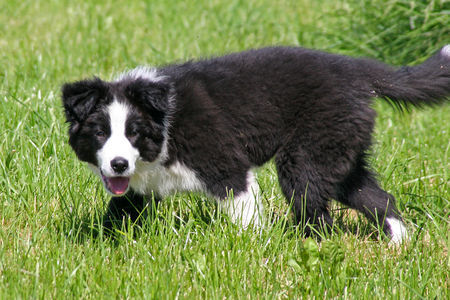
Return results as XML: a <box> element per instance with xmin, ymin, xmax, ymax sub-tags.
<box><xmin>0</xmin><ymin>0</ymin><xmax>448</xmax><ymax>298</ymax></box>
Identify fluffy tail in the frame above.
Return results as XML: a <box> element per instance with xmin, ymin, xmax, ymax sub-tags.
<box><xmin>372</xmin><ymin>45</ymin><xmax>450</xmax><ymax>109</ymax></box>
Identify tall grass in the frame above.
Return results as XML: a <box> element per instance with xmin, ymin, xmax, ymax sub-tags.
<box><xmin>0</xmin><ymin>0</ymin><xmax>448</xmax><ymax>298</ymax></box>
<box><xmin>324</xmin><ymin>0</ymin><xmax>450</xmax><ymax>63</ymax></box>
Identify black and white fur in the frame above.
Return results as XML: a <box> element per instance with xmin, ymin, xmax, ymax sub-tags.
<box><xmin>62</xmin><ymin>45</ymin><xmax>450</xmax><ymax>242</ymax></box>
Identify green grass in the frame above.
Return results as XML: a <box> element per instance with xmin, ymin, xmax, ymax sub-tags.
<box><xmin>0</xmin><ymin>0</ymin><xmax>449</xmax><ymax>298</ymax></box>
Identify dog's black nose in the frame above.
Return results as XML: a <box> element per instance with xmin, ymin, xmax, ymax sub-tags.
<box><xmin>111</xmin><ymin>157</ymin><xmax>129</xmax><ymax>174</ymax></box>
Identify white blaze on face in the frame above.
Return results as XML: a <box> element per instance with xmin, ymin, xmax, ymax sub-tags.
<box><xmin>441</xmin><ymin>45</ymin><xmax>450</xmax><ymax>58</ymax></box>
<box><xmin>116</xmin><ymin>66</ymin><xmax>166</xmax><ymax>82</ymax></box>
<box><xmin>96</xmin><ymin>100</ymin><xmax>139</xmax><ymax>195</ymax></box>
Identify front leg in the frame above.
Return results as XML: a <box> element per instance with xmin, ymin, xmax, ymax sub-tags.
<box><xmin>217</xmin><ymin>171</ymin><xmax>264</xmax><ymax>229</ymax></box>
<box><xmin>103</xmin><ymin>190</ymin><xmax>160</xmax><ymax>229</ymax></box>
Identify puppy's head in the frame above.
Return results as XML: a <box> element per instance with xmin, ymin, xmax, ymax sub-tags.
<box><xmin>61</xmin><ymin>71</ymin><xmax>170</xmax><ymax>196</ymax></box>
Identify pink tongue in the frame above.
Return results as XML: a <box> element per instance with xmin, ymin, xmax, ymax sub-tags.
<box><xmin>106</xmin><ymin>177</ymin><xmax>130</xmax><ymax>195</ymax></box>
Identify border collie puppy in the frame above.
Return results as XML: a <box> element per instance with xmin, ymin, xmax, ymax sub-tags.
<box><xmin>62</xmin><ymin>46</ymin><xmax>450</xmax><ymax>242</ymax></box>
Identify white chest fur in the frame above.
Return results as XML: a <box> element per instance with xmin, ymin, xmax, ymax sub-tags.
<box><xmin>130</xmin><ymin>160</ymin><xmax>205</xmax><ymax>197</ymax></box>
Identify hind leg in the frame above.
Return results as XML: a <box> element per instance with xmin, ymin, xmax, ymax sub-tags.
<box><xmin>337</xmin><ymin>162</ymin><xmax>408</xmax><ymax>243</ymax></box>
<box><xmin>275</xmin><ymin>149</ymin><xmax>334</xmax><ymax>236</ymax></box>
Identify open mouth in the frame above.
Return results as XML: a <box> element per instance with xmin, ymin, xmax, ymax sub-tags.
<box><xmin>101</xmin><ymin>173</ymin><xmax>130</xmax><ymax>196</ymax></box>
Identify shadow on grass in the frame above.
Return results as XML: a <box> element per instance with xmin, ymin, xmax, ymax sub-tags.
<box><xmin>59</xmin><ymin>193</ymin><xmax>220</xmax><ymax>245</ymax></box>
<box><xmin>266</xmin><ymin>199</ymin><xmax>387</xmax><ymax>242</ymax></box>
<box><xmin>58</xmin><ymin>188</ymin><xmax>399</xmax><ymax>246</ymax></box>
<box><xmin>331</xmin><ymin>205</ymin><xmax>383</xmax><ymax>241</ymax></box>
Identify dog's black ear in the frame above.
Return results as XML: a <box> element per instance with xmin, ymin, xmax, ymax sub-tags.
<box><xmin>125</xmin><ymin>79</ymin><xmax>170</xmax><ymax>124</ymax></box>
<box><xmin>61</xmin><ymin>78</ymin><xmax>108</xmax><ymax>127</ymax></box>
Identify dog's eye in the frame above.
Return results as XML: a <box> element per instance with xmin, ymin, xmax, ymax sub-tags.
<box><xmin>128</xmin><ymin>128</ymin><xmax>138</xmax><ymax>137</ymax></box>
<box><xmin>95</xmin><ymin>130</ymin><xmax>106</xmax><ymax>137</ymax></box>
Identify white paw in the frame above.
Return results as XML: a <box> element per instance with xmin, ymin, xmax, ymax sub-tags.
<box><xmin>386</xmin><ymin>217</ymin><xmax>409</xmax><ymax>244</ymax></box>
